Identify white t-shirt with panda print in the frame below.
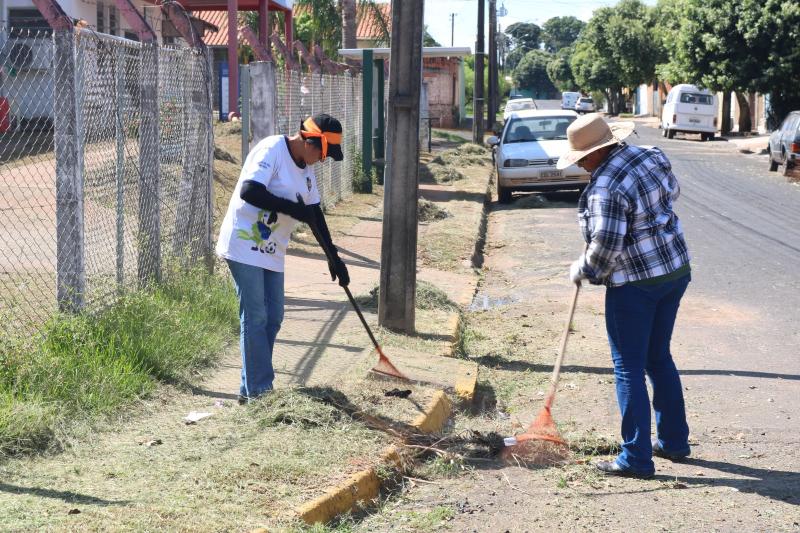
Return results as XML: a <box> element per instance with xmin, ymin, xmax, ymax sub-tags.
<box><xmin>216</xmin><ymin>135</ymin><xmax>321</xmax><ymax>273</ymax></box>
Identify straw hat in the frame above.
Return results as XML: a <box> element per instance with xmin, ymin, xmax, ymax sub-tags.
<box><xmin>556</xmin><ymin>113</ymin><xmax>635</xmax><ymax>170</ymax></box>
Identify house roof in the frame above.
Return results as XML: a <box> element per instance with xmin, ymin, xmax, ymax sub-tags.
<box><xmin>356</xmin><ymin>2</ymin><xmax>390</xmax><ymax>42</ymax></box>
<box><xmin>147</xmin><ymin>0</ymin><xmax>292</xmax><ymax>13</ymax></box>
<box><xmin>194</xmin><ymin>1</ymin><xmax>390</xmax><ymax>49</ymax></box>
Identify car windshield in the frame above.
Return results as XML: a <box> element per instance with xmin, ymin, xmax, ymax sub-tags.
<box><xmin>579</xmin><ymin>98</ymin><xmax>593</xmax><ymax>103</ymax></box>
<box><xmin>679</xmin><ymin>92</ymin><xmax>713</xmax><ymax>105</ymax></box>
<box><xmin>506</xmin><ymin>101</ymin><xmax>535</xmax><ymax>112</ymax></box>
<box><xmin>503</xmin><ymin>116</ymin><xmax>576</xmax><ymax>143</ymax></box>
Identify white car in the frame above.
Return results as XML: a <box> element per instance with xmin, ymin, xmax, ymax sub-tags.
<box><xmin>503</xmin><ymin>98</ymin><xmax>537</xmax><ymax>122</ymax></box>
<box><xmin>575</xmin><ymin>96</ymin><xmax>595</xmax><ymax>114</ymax></box>
<box><xmin>487</xmin><ymin>110</ymin><xmax>590</xmax><ymax>204</ymax></box>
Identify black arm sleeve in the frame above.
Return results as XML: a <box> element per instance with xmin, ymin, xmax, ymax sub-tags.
<box><xmin>308</xmin><ymin>204</ymin><xmax>337</xmax><ymax>259</ymax></box>
<box><xmin>240</xmin><ymin>180</ymin><xmax>301</xmax><ymax>219</ymax></box>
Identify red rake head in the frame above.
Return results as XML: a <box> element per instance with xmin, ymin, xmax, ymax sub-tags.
<box><xmin>370</xmin><ymin>347</ymin><xmax>409</xmax><ymax>381</ymax></box>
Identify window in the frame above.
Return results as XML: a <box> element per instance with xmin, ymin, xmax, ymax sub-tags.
<box><xmin>8</xmin><ymin>8</ymin><xmax>51</xmax><ymax>36</ymax></box>
<box><xmin>504</xmin><ymin>116</ymin><xmax>576</xmax><ymax>143</ymax></box>
<box><xmin>679</xmin><ymin>92</ymin><xmax>713</xmax><ymax>105</ymax></box>
<box><xmin>109</xmin><ymin>5</ymin><xmax>118</xmax><ymax>35</ymax></box>
<box><xmin>97</xmin><ymin>2</ymin><xmax>105</xmax><ymax>33</ymax></box>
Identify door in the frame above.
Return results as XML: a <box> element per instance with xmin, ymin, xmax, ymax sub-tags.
<box><xmin>674</xmin><ymin>91</ymin><xmax>716</xmax><ymax>129</ymax></box>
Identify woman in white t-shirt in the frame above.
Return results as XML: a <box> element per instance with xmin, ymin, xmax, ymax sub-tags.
<box><xmin>216</xmin><ymin>114</ymin><xmax>350</xmax><ymax>403</ymax></box>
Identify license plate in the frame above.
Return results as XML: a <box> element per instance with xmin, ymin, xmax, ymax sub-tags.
<box><xmin>540</xmin><ymin>170</ymin><xmax>562</xmax><ymax>178</ymax></box>
<box><xmin>689</xmin><ymin>118</ymin><xmax>701</xmax><ymax>124</ymax></box>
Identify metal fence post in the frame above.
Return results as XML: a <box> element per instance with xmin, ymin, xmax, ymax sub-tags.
<box><xmin>138</xmin><ymin>42</ymin><xmax>161</xmax><ymax>286</ymax></box>
<box><xmin>205</xmin><ymin>51</ymin><xmax>215</xmax><ymax>272</ymax></box>
<box><xmin>249</xmin><ymin>61</ymin><xmax>277</xmax><ymax>147</ymax></box>
<box><xmin>241</xmin><ymin>64</ymin><xmax>251</xmax><ymax>161</ymax></box>
<box><xmin>115</xmin><ymin>45</ymin><xmax>126</xmax><ymax>292</ymax></box>
<box><xmin>361</xmin><ymin>49</ymin><xmax>373</xmax><ymax>193</ymax></box>
<box><xmin>53</xmin><ymin>28</ymin><xmax>85</xmax><ymax>312</ymax></box>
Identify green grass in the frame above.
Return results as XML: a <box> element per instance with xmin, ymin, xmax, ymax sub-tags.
<box><xmin>432</xmin><ymin>129</ymin><xmax>468</xmax><ymax>145</ymax></box>
<box><xmin>0</xmin><ymin>267</ymin><xmax>238</xmax><ymax>456</ymax></box>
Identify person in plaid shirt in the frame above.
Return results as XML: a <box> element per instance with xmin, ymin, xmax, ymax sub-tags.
<box><xmin>557</xmin><ymin>113</ymin><xmax>692</xmax><ymax>479</ymax></box>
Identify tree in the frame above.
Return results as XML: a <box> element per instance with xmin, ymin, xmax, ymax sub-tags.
<box><xmin>506</xmin><ymin>22</ymin><xmax>542</xmax><ymax>52</ymax></box>
<box><xmin>423</xmin><ymin>25</ymin><xmax>441</xmax><ymax>47</ymax></box>
<box><xmin>655</xmin><ymin>0</ymin><xmax>764</xmax><ymax>132</ymax></box>
<box><xmin>505</xmin><ymin>47</ymin><xmax>527</xmax><ymax>72</ymax></box>
<box><xmin>738</xmin><ymin>0</ymin><xmax>800</xmax><ymax>128</ymax></box>
<box><xmin>341</xmin><ymin>0</ymin><xmax>357</xmax><ymax>50</ymax></box>
<box><xmin>570</xmin><ymin>0</ymin><xmax>660</xmax><ymax>115</ymax></box>
<box><xmin>513</xmin><ymin>50</ymin><xmax>558</xmax><ymax>99</ymax></box>
<box><xmin>542</xmin><ymin>16</ymin><xmax>585</xmax><ymax>53</ymax></box>
<box><xmin>546</xmin><ymin>46</ymin><xmax>578</xmax><ymax>91</ymax></box>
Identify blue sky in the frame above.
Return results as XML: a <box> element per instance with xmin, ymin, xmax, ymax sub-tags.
<box><xmin>424</xmin><ymin>0</ymin><xmax>657</xmax><ymax>50</ymax></box>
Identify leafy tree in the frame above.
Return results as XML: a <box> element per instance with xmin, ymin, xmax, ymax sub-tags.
<box><xmin>505</xmin><ymin>22</ymin><xmax>542</xmax><ymax>52</ymax></box>
<box><xmin>571</xmin><ymin>0</ymin><xmax>660</xmax><ymax>115</ymax></box>
<box><xmin>542</xmin><ymin>16</ymin><xmax>585</xmax><ymax>53</ymax></box>
<box><xmin>513</xmin><ymin>50</ymin><xmax>558</xmax><ymax>99</ymax></box>
<box><xmin>546</xmin><ymin>46</ymin><xmax>578</xmax><ymax>91</ymax></box>
<box><xmin>423</xmin><ymin>25</ymin><xmax>441</xmax><ymax>47</ymax></box>
<box><xmin>505</xmin><ymin>47</ymin><xmax>527</xmax><ymax>72</ymax></box>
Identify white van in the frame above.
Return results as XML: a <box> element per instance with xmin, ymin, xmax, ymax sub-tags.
<box><xmin>661</xmin><ymin>84</ymin><xmax>718</xmax><ymax>141</ymax></box>
<box><xmin>561</xmin><ymin>92</ymin><xmax>580</xmax><ymax>111</ymax></box>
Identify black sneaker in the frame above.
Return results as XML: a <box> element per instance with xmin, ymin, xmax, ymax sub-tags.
<box><xmin>652</xmin><ymin>440</ymin><xmax>690</xmax><ymax>461</ymax></box>
<box><xmin>595</xmin><ymin>460</ymin><xmax>654</xmax><ymax>479</ymax></box>
<box><xmin>237</xmin><ymin>395</ymin><xmax>248</xmax><ymax>405</ymax></box>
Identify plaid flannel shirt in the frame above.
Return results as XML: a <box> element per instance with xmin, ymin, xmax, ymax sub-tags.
<box><xmin>577</xmin><ymin>143</ymin><xmax>690</xmax><ymax>287</ymax></box>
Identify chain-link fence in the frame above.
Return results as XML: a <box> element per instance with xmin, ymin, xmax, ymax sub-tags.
<box><xmin>0</xmin><ymin>27</ymin><xmax>213</xmax><ymax>333</ymax></box>
<box><xmin>273</xmin><ymin>68</ymin><xmax>363</xmax><ymax>209</ymax></box>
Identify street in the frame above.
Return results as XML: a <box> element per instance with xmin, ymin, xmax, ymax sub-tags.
<box><xmin>355</xmin><ymin>119</ymin><xmax>800</xmax><ymax>532</ymax></box>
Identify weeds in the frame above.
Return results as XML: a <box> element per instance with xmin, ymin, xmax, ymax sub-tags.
<box><xmin>418</xmin><ymin>199</ymin><xmax>450</xmax><ymax>222</ymax></box>
<box><xmin>0</xmin><ymin>268</ymin><xmax>238</xmax><ymax>456</ymax></box>
<box><xmin>354</xmin><ymin>281</ymin><xmax>459</xmax><ymax>313</ymax></box>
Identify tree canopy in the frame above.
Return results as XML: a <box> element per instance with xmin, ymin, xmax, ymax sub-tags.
<box><xmin>505</xmin><ymin>22</ymin><xmax>542</xmax><ymax>52</ymax></box>
<box><xmin>542</xmin><ymin>16</ymin><xmax>585</xmax><ymax>53</ymax></box>
<box><xmin>513</xmin><ymin>50</ymin><xmax>558</xmax><ymax>99</ymax></box>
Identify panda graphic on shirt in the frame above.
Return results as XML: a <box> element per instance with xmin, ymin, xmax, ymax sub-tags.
<box><xmin>236</xmin><ymin>210</ymin><xmax>280</xmax><ymax>254</ymax></box>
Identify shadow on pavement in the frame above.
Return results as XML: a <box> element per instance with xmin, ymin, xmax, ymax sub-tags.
<box><xmin>0</xmin><ymin>482</ymin><xmax>130</xmax><ymax>506</ymax></box>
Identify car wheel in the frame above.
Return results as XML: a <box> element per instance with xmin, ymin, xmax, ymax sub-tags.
<box><xmin>707</xmin><ymin>133</ymin><xmax>714</xmax><ymax>141</ymax></box>
<box><xmin>769</xmin><ymin>157</ymin><xmax>779</xmax><ymax>172</ymax></box>
<box><xmin>782</xmin><ymin>161</ymin><xmax>796</xmax><ymax>178</ymax></box>
<box><xmin>667</xmin><ymin>128</ymin><xmax>675</xmax><ymax>139</ymax></box>
<box><xmin>661</xmin><ymin>126</ymin><xmax>667</xmax><ymax>138</ymax></box>
<box><xmin>497</xmin><ymin>184</ymin><xmax>512</xmax><ymax>204</ymax></box>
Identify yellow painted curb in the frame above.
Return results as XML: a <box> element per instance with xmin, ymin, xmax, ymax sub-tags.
<box><xmin>412</xmin><ymin>390</ymin><xmax>452</xmax><ymax>434</ymax></box>
<box><xmin>294</xmin><ymin>393</ymin><xmax>451</xmax><ymax>525</ymax></box>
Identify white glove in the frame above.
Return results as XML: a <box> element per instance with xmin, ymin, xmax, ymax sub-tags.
<box><xmin>569</xmin><ymin>259</ymin><xmax>586</xmax><ymax>285</ymax></box>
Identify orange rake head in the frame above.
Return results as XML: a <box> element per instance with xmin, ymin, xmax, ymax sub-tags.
<box><xmin>500</xmin><ymin>398</ymin><xmax>570</xmax><ymax>465</ymax></box>
<box><xmin>370</xmin><ymin>346</ymin><xmax>410</xmax><ymax>381</ymax></box>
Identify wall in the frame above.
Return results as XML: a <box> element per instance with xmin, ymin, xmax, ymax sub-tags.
<box><xmin>421</xmin><ymin>56</ymin><xmax>459</xmax><ymax>128</ymax></box>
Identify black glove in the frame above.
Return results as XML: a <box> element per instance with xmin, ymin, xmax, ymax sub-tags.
<box><xmin>289</xmin><ymin>194</ymin><xmax>315</xmax><ymax>225</ymax></box>
<box><xmin>328</xmin><ymin>253</ymin><xmax>350</xmax><ymax>287</ymax></box>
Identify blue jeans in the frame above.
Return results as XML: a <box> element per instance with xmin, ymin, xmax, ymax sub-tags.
<box><xmin>226</xmin><ymin>259</ymin><xmax>284</xmax><ymax>398</ymax></box>
<box><xmin>605</xmin><ymin>274</ymin><xmax>691</xmax><ymax>474</ymax></box>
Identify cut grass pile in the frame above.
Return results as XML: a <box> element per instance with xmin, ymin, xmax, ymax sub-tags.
<box><xmin>418</xmin><ymin>199</ymin><xmax>451</xmax><ymax>222</ymax></box>
<box><xmin>354</xmin><ymin>280</ymin><xmax>459</xmax><ymax>313</ymax></box>
<box><xmin>0</xmin><ymin>268</ymin><xmax>238</xmax><ymax>456</ymax></box>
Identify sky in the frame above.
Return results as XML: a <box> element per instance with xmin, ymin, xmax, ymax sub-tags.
<box><xmin>424</xmin><ymin>0</ymin><xmax>657</xmax><ymax>51</ymax></box>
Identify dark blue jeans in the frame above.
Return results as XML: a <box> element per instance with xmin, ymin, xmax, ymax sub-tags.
<box><xmin>605</xmin><ymin>274</ymin><xmax>691</xmax><ymax>474</ymax></box>
<box><xmin>226</xmin><ymin>259</ymin><xmax>285</xmax><ymax>399</ymax></box>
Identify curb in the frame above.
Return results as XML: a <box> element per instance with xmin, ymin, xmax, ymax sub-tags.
<box><xmin>294</xmin><ymin>393</ymin><xmax>451</xmax><ymax>525</ymax></box>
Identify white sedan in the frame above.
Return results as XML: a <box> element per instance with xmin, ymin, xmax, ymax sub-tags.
<box><xmin>502</xmin><ymin>98</ymin><xmax>537</xmax><ymax>122</ymax></box>
<box><xmin>487</xmin><ymin>110</ymin><xmax>590</xmax><ymax>204</ymax></box>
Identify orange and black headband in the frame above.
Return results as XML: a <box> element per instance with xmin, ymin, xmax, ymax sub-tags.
<box><xmin>301</xmin><ymin>117</ymin><xmax>342</xmax><ymax>161</ymax></box>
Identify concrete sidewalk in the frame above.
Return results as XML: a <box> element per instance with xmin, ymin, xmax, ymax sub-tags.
<box><xmin>201</xmin><ymin>180</ymin><xmax>482</xmax><ymax>400</ymax></box>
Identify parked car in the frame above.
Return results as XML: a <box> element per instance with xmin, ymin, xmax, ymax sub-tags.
<box><xmin>503</xmin><ymin>98</ymin><xmax>537</xmax><ymax>122</ymax></box>
<box><xmin>768</xmin><ymin>110</ymin><xmax>800</xmax><ymax>176</ymax></box>
<box><xmin>575</xmin><ymin>96</ymin><xmax>595</xmax><ymax>114</ymax></box>
<box><xmin>486</xmin><ymin>110</ymin><xmax>590</xmax><ymax>203</ymax></box>
<box><xmin>561</xmin><ymin>91</ymin><xmax>580</xmax><ymax>110</ymax></box>
<box><xmin>661</xmin><ymin>84</ymin><xmax>718</xmax><ymax>141</ymax></box>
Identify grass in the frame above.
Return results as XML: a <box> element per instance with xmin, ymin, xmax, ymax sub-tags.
<box><xmin>432</xmin><ymin>129</ymin><xmax>468</xmax><ymax>145</ymax></box>
<box><xmin>0</xmin><ymin>267</ymin><xmax>238</xmax><ymax>456</ymax></box>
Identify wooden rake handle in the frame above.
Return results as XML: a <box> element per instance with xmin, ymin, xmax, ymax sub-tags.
<box><xmin>547</xmin><ymin>281</ymin><xmax>581</xmax><ymax>401</ymax></box>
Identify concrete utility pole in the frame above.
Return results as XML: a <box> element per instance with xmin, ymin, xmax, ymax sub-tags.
<box><xmin>378</xmin><ymin>0</ymin><xmax>425</xmax><ymax>332</ymax></box>
<box><xmin>472</xmin><ymin>0</ymin><xmax>485</xmax><ymax>144</ymax></box>
<box><xmin>488</xmin><ymin>0</ymin><xmax>497</xmax><ymax>130</ymax></box>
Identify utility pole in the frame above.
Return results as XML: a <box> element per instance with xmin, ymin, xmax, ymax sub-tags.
<box><xmin>450</xmin><ymin>13</ymin><xmax>456</xmax><ymax>47</ymax></box>
<box><xmin>472</xmin><ymin>0</ymin><xmax>485</xmax><ymax>144</ymax></box>
<box><xmin>379</xmin><ymin>0</ymin><xmax>425</xmax><ymax>333</ymax></box>
<box><xmin>488</xmin><ymin>0</ymin><xmax>497</xmax><ymax>131</ymax></box>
